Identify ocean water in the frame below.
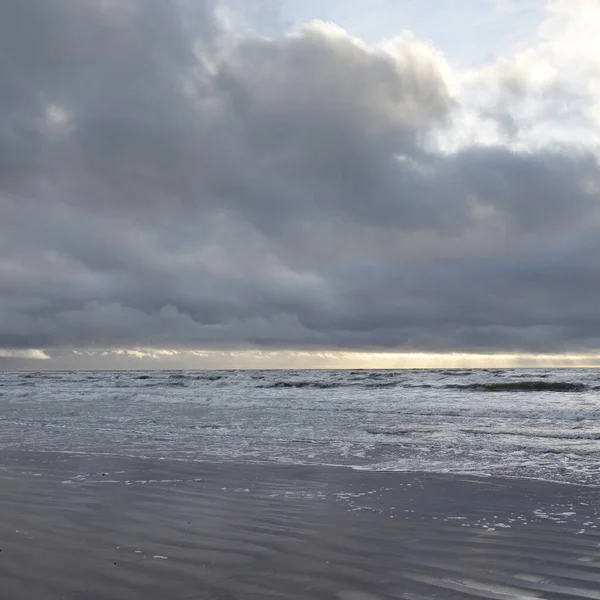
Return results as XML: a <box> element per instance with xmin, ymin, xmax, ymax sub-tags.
<box><xmin>1</xmin><ymin>368</ymin><xmax>600</xmax><ymax>486</ymax></box>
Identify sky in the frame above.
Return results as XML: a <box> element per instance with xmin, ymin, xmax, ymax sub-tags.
<box><xmin>1</xmin><ymin>0</ymin><xmax>600</xmax><ymax>370</ymax></box>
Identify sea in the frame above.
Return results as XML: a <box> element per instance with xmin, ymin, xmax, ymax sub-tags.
<box><xmin>2</xmin><ymin>368</ymin><xmax>599</xmax><ymax>487</ymax></box>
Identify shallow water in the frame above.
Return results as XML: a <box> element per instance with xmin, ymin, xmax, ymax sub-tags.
<box><xmin>1</xmin><ymin>368</ymin><xmax>600</xmax><ymax>484</ymax></box>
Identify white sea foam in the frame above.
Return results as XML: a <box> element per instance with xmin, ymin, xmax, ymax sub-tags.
<box><xmin>1</xmin><ymin>368</ymin><xmax>600</xmax><ymax>485</ymax></box>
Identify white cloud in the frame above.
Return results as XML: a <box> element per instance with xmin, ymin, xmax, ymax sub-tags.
<box><xmin>0</xmin><ymin>349</ymin><xmax>50</xmax><ymax>360</ymax></box>
<box><xmin>427</xmin><ymin>0</ymin><xmax>600</xmax><ymax>153</ymax></box>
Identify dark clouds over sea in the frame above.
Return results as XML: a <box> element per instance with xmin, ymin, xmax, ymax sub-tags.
<box><xmin>1</xmin><ymin>0</ymin><xmax>600</xmax><ymax>366</ymax></box>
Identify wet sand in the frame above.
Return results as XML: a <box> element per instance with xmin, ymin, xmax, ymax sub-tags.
<box><xmin>1</xmin><ymin>452</ymin><xmax>600</xmax><ymax>599</ymax></box>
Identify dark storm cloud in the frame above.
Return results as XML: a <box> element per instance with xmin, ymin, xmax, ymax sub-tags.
<box><xmin>1</xmin><ymin>0</ymin><xmax>600</xmax><ymax>361</ymax></box>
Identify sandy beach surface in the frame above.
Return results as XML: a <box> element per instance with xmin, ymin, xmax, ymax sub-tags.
<box><xmin>1</xmin><ymin>451</ymin><xmax>600</xmax><ymax>599</ymax></box>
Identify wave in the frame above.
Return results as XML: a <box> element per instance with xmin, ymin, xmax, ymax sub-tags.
<box><xmin>136</xmin><ymin>373</ymin><xmax>225</xmax><ymax>383</ymax></box>
<box><xmin>364</xmin><ymin>380</ymin><xmax>402</xmax><ymax>388</ymax></box>
<box><xmin>365</xmin><ymin>426</ymin><xmax>600</xmax><ymax>441</ymax></box>
<box><xmin>446</xmin><ymin>381</ymin><xmax>587</xmax><ymax>392</ymax></box>
<box><xmin>258</xmin><ymin>381</ymin><xmax>341</xmax><ymax>389</ymax></box>
<box><xmin>365</xmin><ymin>372</ymin><xmax>398</xmax><ymax>379</ymax></box>
<box><xmin>258</xmin><ymin>379</ymin><xmax>404</xmax><ymax>390</ymax></box>
<box><xmin>513</xmin><ymin>373</ymin><xmax>549</xmax><ymax>378</ymax></box>
<box><xmin>458</xmin><ymin>428</ymin><xmax>600</xmax><ymax>440</ymax></box>
<box><xmin>364</xmin><ymin>427</ymin><xmax>413</xmax><ymax>436</ymax></box>
<box><xmin>438</xmin><ymin>370</ymin><xmax>473</xmax><ymax>376</ymax></box>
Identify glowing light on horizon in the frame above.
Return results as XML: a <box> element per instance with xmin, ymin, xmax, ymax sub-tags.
<box><xmin>13</xmin><ymin>348</ymin><xmax>600</xmax><ymax>369</ymax></box>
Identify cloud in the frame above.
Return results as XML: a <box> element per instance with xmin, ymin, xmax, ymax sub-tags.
<box><xmin>0</xmin><ymin>348</ymin><xmax>49</xmax><ymax>360</ymax></box>
<box><xmin>439</xmin><ymin>0</ymin><xmax>600</xmax><ymax>151</ymax></box>
<box><xmin>0</xmin><ymin>0</ymin><xmax>599</xmax><ymax>367</ymax></box>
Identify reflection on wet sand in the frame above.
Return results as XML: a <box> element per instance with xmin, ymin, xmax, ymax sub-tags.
<box><xmin>1</xmin><ymin>452</ymin><xmax>600</xmax><ymax>599</ymax></box>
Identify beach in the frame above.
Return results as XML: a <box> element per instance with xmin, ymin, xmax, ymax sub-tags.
<box><xmin>2</xmin><ymin>450</ymin><xmax>600</xmax><ymax>599</ymax></box>
<box><xmin>4</xmin><ymin>0</ymin><xmax>600</xmax><ymax>595</ymax></box>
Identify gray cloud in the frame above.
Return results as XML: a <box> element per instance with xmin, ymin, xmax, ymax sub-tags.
<box><xmin>1</xmin><ymin>0</ymin><xmax>600</xmax><ymax>365</ymax></box>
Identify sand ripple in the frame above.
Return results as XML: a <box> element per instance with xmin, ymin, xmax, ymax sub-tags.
<box><xmin>1</xmin><ymin>453</ymin><xmax>600</xmax><ymax>599</ymax></box>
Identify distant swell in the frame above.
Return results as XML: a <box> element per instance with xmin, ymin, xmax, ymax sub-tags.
<box><xmin>364</xmin><ymin>380</ymin><xmax>402</xmax><ymax>388</ymax></box>
<box><xmin>365</xmin><ymin>372</ymin><xmax>398</xmax><ymax>379</ymax></box>
<box><xmin>258</xmin><ymin>381</ymin><xmax>341</xmax><ymax>389</ymax></box>
<box><xmin>439</xmin><ymin>370</ymin><xmax>473</xmax><ymax>376</ymax></box>
<box><xmin>446</xmin><ymin>381</ymin><xmax>586</xmax><ymax>392</ymax></box>
<box><xmin>258</xmin><ymin>380</ymin><xmax>403</xmax><ymax>389</ymax></box>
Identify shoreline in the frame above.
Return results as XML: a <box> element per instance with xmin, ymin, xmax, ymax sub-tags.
<box><xmin>1</xmin><ymin>450</ymin><xmax>600</xmax><ymax>598</ymax></box>
<box><xmin>4</xmin><ymin>446</ymin><xmax>600</xmax><ymax>490</ymax></box>
<box><xmin>3</xmin><ymin>369</ymin><xmax>599</xmax><ymax>488</ymax></box>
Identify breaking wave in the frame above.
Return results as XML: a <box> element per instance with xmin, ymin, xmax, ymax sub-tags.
<box><xmin>257</xmin><ymin>381</ymin><xmax>341</xmax><ymax>389</ymax></box>
<box><xmin>446</xmin><ymin>381</ymin><xmax>587</xmax><ymax>392</ymax></box>
<box><xmin>459</xmin><ymin>428</ymin><xmax>600</xmax><ymax>440</ymax></box>
<box><xmin>257</xmin><ymin>379</ymin><xmax>404</xmax><ymax>389</ymax></box>
<box><xmin>364</xmin><ymin>427</ymin><xmax>413</xmax><ymax>436</ymax></box>
<box><xmin>365</xmin><ymin>372</ymin><xmax>399</xmax><ymax>379</ymax></box>
<box><xmin>438</xmin><ymin>370</ymin><xmax>473</xmax><ymax>376</ymax></box>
